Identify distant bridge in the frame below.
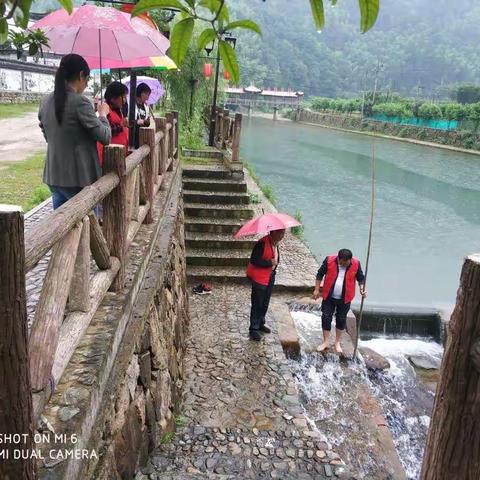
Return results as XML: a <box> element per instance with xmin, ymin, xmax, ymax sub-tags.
<box><xmin>225</xmin><ymin>85</ymin><xmax>304</xmax><ymax>114</ymax></box>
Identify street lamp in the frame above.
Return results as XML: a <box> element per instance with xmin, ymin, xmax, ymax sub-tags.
<box><xmin>207</xmin><ymin>33</ymin><xmax>236</xmax><ymax>147</ymax></box>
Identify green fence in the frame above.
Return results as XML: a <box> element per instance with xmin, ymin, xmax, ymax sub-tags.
<box><xmin>370</xmin><ymin>114</ymin><xmax>458</xmax><ymax>131</ymax></box>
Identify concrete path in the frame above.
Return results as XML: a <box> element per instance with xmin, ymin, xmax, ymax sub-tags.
<box><xmin>143</xmin><ymin>284</ymin><xmax>351</xmax><ymax>479</ymax></box>
<box><xmin>0</xmin><ymin>111</ymin><xmax>46</xmax><ymax>165</ymax></box>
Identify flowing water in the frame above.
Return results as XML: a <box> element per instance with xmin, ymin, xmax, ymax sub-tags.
<box><xmin>291</xmin><ymin>311</ymin><xmax>444</xmax><ymax>479</ymax></box>
<box><xmin>241</xmin><ymin>116</ymin><xmax>480</xmax><ymax>307</ymax></box>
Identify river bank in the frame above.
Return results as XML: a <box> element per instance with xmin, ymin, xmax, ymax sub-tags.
<box><xmin>296</xmin><ymin>109</ymin><xmax>480</xmax><ymax>155</ymax></box>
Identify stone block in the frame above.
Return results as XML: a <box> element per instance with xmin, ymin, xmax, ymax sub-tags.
<box><xmin>139</xmin><ymin>351</ymin><xmax>152</xmax><ymax>389</ymax></box>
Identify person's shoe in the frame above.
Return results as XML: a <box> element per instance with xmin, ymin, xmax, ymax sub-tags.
<box><xmin>193</xmin><ymin>283</ymin><xmax>212</xmax><ymax>295</ymax></box>
<box><xmin>260</xmin><ymin>325</ymin><xmax>271</xmax><ymax>334</ymax></box>
<box><xmin>249</xmin><ymin>330</ymin><xmax>262</xmax><ymax>341</ymax></box>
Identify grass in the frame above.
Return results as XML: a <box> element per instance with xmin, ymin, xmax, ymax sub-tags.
<box><xmin>181</xmin><ymin>156</ymin><xmax>218</xmax><ymax>166</ymax></box>
<box><xmin>290</xmin><ymin>210</ymin><xmax>305</xmax><ymax>239</ymax></box>
<box><xmin>260</xmin><ymin>183</ymin><xmax>277</xmax><ymax>205</ymax></box>
<box><xmin>160</xmin><ymin>431</ymin><xmax>175</xmax><ymax>444</ymax></box>
<box><xmin>0</xmin><ymin>103</ymin><xmax>38</xmax><ymax>120</ymax></box>
<box><xmin>0</xmin><ymin>152</ymin><xmax>50</xmax><ymax>212</ymax></box>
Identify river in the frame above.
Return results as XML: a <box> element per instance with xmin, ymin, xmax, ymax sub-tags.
<box><xmin>240</xmin><ymin>117</ymin><xmax>480</xmax><ymax>307</ymax></box>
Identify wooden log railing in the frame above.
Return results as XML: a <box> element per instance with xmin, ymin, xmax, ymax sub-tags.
<box><xmin>0</xmin><ymin>111</ymin><xmax>179</xmax><ymax>478</ymax></box>
<box><xmin>213</xmin><ymin>107</ymin><xmax>242</xmax><ymax>163</ymax></box>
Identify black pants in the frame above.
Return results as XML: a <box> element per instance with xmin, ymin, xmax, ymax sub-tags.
<box><xmin>249</xmin><ymin>274</ymin><xmax>275</xmax><ymax>333</ymax></box>
<box><xmin>321</xmin><ymin>297</ymin><xmax>350</xmax><ymax>331</ymax></box>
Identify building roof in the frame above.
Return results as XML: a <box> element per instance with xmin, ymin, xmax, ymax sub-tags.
<box><xmin>225</xmin><ymin>86</ymin><xmax>304</xmax><ymax>98</ymax></box>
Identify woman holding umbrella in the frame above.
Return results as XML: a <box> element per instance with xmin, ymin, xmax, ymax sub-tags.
<box><xmin>39</xmin><ymin>53</ymin><xmax>111</xmax><ymax>209</ymax></box>
<box><xmin>237</xmin><ymin>213</ymin><xmax>301</xmax><ymax>341</ymax></box>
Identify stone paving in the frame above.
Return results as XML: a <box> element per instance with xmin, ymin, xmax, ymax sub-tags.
<box><xmin>141</xmin><ymin>284</ymin><xmax>353</xmax><ymax>480</ymax></box>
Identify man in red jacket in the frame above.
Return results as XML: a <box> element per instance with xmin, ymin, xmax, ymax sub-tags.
<box><xmin>313</xmin><ymin>248</ymin><xmax>367</xmax><ymax>353</ymax></box>
<box><xmin>246</xmin><ymin>229</ymin><xmax>285</xmax><ymax>341</ymax></box>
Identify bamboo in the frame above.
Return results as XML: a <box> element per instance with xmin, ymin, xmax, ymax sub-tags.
<box><xmin>353</xmin><ymin>142</ymin><xmax>376</xmax><ymax>360</ymax></box>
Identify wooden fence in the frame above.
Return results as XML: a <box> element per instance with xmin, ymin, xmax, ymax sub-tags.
<box><xmin>212</xmin><ymin>107</ymin><xmax>242</xmax><ymax>163</ymax></box>
<box><xmin>0</xmin><ymin>111</ymin><xmax>178</xmax><ymax>479</ymax></box>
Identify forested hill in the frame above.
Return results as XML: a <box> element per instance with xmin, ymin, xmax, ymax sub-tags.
<box><xmin>229</xmin><ymin>0</ymin><xmax>480</xmax><ymax>98</ymax></box>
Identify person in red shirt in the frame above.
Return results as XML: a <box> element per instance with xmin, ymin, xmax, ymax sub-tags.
<box><xmin>313</xmin><ymin>249</ymin><xmax>367</xmax><ymax>354</ymax></box>
<box><xmin>246</xmin><ymin>229</ymin><xmax>285</xmax><ymax>341</ymax></box>
<box><xmin>97</xmin><ymin>81</ymin><xmax>129</xmax><ymax>166</ymax></box>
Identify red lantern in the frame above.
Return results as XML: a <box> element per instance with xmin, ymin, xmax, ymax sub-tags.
<box><xmin>203</xmin><ymin>63</ymin><xmax>213</xmax><ymax>79</ymax></box>
<box><xmin>224</xmin><ymin>70</ymin><xmax>231</xmax><ymax>81</ymax></box>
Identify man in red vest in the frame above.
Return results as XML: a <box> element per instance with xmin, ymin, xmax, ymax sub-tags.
<box><xmin>246</xmin><ymin>229</ymin><xmax>285</xmax><ymax>341</ymax></box>
<box><xmin>313</xmin><ymin>248</ymin><xmax>366</xmax><ymax>353</ymax></box>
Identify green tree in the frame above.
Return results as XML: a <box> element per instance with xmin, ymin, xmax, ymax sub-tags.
<box><xmin>0</xmin><ymin>0</ymin><xmax>73</xmax><ymax>45</ymax></box>
<box><xmin>132</xmin><ymin>0</ymin><xmax>381</xmax><ymax>83</ymax></box>
<box><xmin>418</xmin><ymin>102</ymin><xmax>442</xmax><ymax>120</ymax></box>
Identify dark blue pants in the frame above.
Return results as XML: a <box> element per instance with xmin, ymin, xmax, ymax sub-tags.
<box><xmin>321</xmin><ymin>297</ymin><xmax>350</xmax><ymax>331</ymax></box>
<box><xmin>49</xmin><ymin>186</ymin><xmax>83</xmax><ymax>210</ymax></box>
<box><xmin>249</xmin><ymin>273</ymin><xmax>275</xmax><ymax>333</ymax></box>
<box><xmin>49</xmin><ymin>185</ymin><xmax>101</xmax><ymax>216</ymax></box>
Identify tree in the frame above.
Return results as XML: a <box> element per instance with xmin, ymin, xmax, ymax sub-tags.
<box><xmin>132</xmin><ymin>0</ymin><xmax>381</xmax><ymax>83</ymax></box>
<box><xmin>0</xmin><ymin>0</ymin><xmax>73</xmax><ymax>45</ymax></box>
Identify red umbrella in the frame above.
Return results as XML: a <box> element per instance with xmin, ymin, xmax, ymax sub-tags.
<box><xmin>32</xmin><ymin>5</ymin><xmax>170</xmax><ymax>70</ymax></box>
<box><xmin>234</xmin><ymin>213</ymin><xmax>301</xmax><ymax>238</ymax></box>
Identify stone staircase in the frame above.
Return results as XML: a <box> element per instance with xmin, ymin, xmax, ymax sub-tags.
<box><xmin>182</xmin><ymin>163</ymin><xmax>256</xmax><ymax>285</ymax></box>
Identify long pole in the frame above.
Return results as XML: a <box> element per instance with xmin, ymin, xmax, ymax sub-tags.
<box><xmin>128</xmin><ymin>71</ymin><xmax>137</xmax><ymax>149</ymax></box>
<box><xmin>208</xmin><ymin>44</ymin><xmax>221</xmax><ymax>146</ymax></box>
<box><xmin>353</xmin><ymin>142</ymin><xmax>376</xmax><ymax>361</ymax></box>
<box><xmin>98</xmin><ymin>30</ymin><xmax>103</xmax><ymax>100</ymax></box>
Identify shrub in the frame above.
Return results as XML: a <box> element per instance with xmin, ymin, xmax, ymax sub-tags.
<box><xmin>261</xmin><ymin>184</ymin><xmax>276</xmax><ymax>205</ymax></box>
<box><xmin>290</xmin><ymin>210</ymin><xmax>304</xmax><ymax>239</ymax></box>
<box><xmin>418</xmin><ymin>103</ymin><xmax>442</xmax><ymax>120</ymax></box>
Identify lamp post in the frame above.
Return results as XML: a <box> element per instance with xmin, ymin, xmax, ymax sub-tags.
<box><xmin>206</xmin><ymin>33</ymin><xmax>236</xmax><ymax>147</ymax></box>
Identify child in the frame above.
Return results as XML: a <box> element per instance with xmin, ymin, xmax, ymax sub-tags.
<box><xmin>97</xmin><ymin>81</ymin><xmax>129</xmax><ymax>166</ymax></box>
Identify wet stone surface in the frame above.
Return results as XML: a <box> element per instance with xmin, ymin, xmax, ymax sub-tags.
<box><xmin>145</xmin><ymin>284</ymin><xmax>352</xmax><ymax>479</ymax></box>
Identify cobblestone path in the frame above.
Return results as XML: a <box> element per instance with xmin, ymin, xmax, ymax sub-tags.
<box><xmin>143</xmin><ymin>284</ymin><xmax>351</xmax><ymax>480</ymax></box>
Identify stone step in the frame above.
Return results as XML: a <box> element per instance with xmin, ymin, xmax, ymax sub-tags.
<box><xmin>182</xmin><ymin>177</ymin><xmax>247</xmax><ymax>193</ymax></box>
<box><xmin>186</xmin><ymin>248</ymin><xmax>250</xmax><ymax>267</ymax></box>
<box><xmin>184</xmin><ymin>216</ymin><xmax>244</xmax><ymax>234</ymax></box>
<box><xmin>184</xmin><ymin>203</ymin><xmax>254</xmax><ymax>219</ymax></box>
<box><xmin>183</xmin><ymin>190</ymin><xmax>250</xmax><ymax>205</ymax></box>
<box><xmin>182</xmin><ymin>165</ymin><xmax>237</xmax><ymax>179</ymax></box>
<box><xmin>187</xmin><ymin>265</ymin><xmax>247</xmax><ymax>283</ymax></box>
<box><xmin>185</xmin><ymin>232</ymin><xmax>256</xmax><ymax>250</ymax></box>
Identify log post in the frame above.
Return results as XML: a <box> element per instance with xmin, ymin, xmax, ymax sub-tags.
<box><xmin>166</xmin><ymin>112</ymin><xmax>174</xmax><ymax>171</ymax></box>
<box><xmin>0</xmin><ymin>206</ymin><xmax>36</xmax><ymax>480</ymax></box>
<box><xmin>420</xmin><ymin>254</ymin><xmax>480</xmax><ymax>480</ymax></box>
<box><xmin>29</xmin><ymin>222</ymin><xmax>82</xmax><ymax>392</ymax></box>
<box><xmin>69</xmin><ymin>216</ymin><xmax>90</xmax><ymax>312</ymax></box>
<box><xmin>102</xmin><ymin>145</ymin><xmax>128</xmax><ymax>291</ymax></box>
<box><xmin>232</xmin><ymin>113</ymin><xmax>243</xmax><ymax>163</ymax></box>
<box><xmin>139</xmin><ymin>126</ymin><xmax>156</xmax><ymax>224</ymax></box>
<box><xmin>172</xmin><ymin>110</ymin><xmax>179</xmax><ymax>160</ymax></box>
<box><xmin>88</xmin><ymin>213</ymin><xmax>111</xmax><ymax>270</ymax></box>
<box><xmin>218</xmin><ymin>109</ymin><xmax>225</xmax><ymax>149</ymax></box>
<box><xmin>155</xmin><ymin>117</ymin><xmax>167</xmax><ymax>175</ymax></box>
<box><xmin>223</xmin><ymin>109</ymin><xmax>230</xmax><ymax>149</ymax></box>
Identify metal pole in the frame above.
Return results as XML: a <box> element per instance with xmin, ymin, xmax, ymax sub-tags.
<box><xmin>208</xmin><ymin>45</ymin><xmax>221</xmax><ymax>147</ymax></box>
<box><xmin>128</xmin><ymin>71</ymin><xmax>137</xmax><ymax>149</ymax></box>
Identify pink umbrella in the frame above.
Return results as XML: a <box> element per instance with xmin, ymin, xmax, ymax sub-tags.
<box><xmin>32</xmin><ymin>5</ymin><xmax>170</xmax><ymax>70</ymax></box>
<box><xmin>234</xmin><ymin>213</ymin><xmax>301</xmax><ymax>238</ymax></box>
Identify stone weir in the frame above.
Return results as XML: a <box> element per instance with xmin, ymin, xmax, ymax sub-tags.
<box><xmin>36</xmin><ymin>162</ymin><xmax>190</xmax><ymax>480</ymax></box>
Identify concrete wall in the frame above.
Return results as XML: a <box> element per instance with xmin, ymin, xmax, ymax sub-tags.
<box><xmin>296</xmin><ymin>109</ymin><xmax>480</xmax><ymax>151</ymax></box>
